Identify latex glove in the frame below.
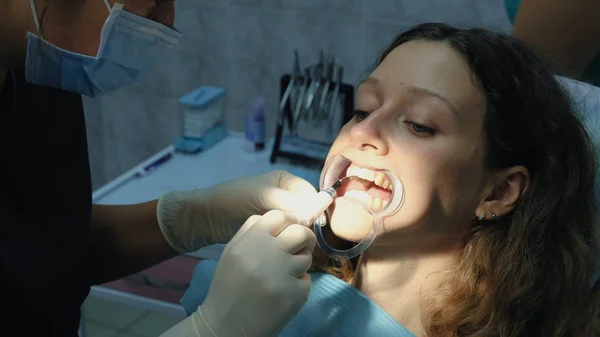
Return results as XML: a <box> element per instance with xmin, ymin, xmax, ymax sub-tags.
<box><xmin>159</xmin><ymin>210</ymin><xmax>316</xmax><ymax>337</ymax></box>
<box><xmin>157</xmin><ymin>170</ymin><xmax>317</xmax><ymax>254</ymax></box>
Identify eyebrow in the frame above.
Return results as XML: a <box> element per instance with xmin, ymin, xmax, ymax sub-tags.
<box><xmin>360</xmin><ymin>77</ymin><xmax>458</xmax><ymax>115</ymax></box>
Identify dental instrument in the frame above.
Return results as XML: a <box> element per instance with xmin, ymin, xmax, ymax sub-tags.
<box><xmin>326</xmin><ymin>66</ymin><xmax>343</xmax><ymax>136</ymax></box>
<box><xmin>310</xmin><ymin>54</ymin><xmax>325</xmax><ymax>122</ymax></box>
<box><xmin>315</xmin><ymin>55</ymin><xmax>335</xmax><ymax>128</ymax></box>
<box><xmin>278</xmin><ymin>50</ymin><xmax>300</xmax><ymax>129</ymax></box>
<box><xmin>292</xmin><ymin>68</ymin><xmax>310</xmax><ymax>134</ymax></box>
<box><xmin>296</xmin><ymin>177</ymin><xmax>348</xmax><ymax>227</ymax></box>
<box><xmin>271</xmin><ymin>50</ymin><xmax>355</xmax><ymax>165</ymax></box>
<box><xmin>302</xmin><ymin>65</ymin><xmax>320</xmax><ymax>123</ymax></box>
<box><xmin>313</xmin><ymin>154</ymin><xmax>404</xmax><ymax>260</ymax></box>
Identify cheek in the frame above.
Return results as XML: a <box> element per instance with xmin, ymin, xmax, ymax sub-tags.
<box><xmin>45</xmin><ymin>2</ymin><xmax>108</xmax><ymax>56</ymax></box>
<box><xmin>122</xmin><ymin>0</ymin><xmax>175</xmax><ymax>27</ymax></box>
<box><xmin>429</xmin><ymin>150</ymin><xmax>484</xmax><ymax>219</ymax></box>
<box><xmin>434</xmin><ymin>155</ymin><xmax>483</xmax><ymax>206</ymax></box>
<box><xmin>388</xmin><ymin>142</ymin><xmax>483</xmax><ymax>227</ymax></box>
<box><xmin>120</xmin><ymin>0</ymin><xmax>152</xmax><ymax>15</ymax></box>
<box><xmin>326</xmin><ymin>125</ymin><xmax>353</xmax><ymax>158</ymax></box>
<box><xmin>152</xmin><ymin>5</ymin><xmax>176</xmax><ymax>27</ymax></box>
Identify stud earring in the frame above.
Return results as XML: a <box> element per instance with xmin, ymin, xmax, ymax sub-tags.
<box><xmin>477</xmin><ymin>210</ymin><xmax>487</xmax><ymax>221</ymax></box>
<box><xmin>492</xmin><ymin>213</ymin><xmax>499</xmax><ymax>220</ymax></box>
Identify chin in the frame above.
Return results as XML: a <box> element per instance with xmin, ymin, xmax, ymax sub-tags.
<box><xmin>328</xmin><ymin>203</ymin><xmax>420</xmax><ymax>243</ymax></box>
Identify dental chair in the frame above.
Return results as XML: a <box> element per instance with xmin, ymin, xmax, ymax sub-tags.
<box><xmin>174</xmin><ymin>77</ymin><xmax>600</xmax><ymax>337</ymax></box>
<box><xmin>557</xmin><ymin>76</ymin><xmax>600</xmax><ymax>288</ymax></box>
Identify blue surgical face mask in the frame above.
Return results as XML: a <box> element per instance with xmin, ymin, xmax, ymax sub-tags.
<box><xmin>25</xmin><ymin>0</ymin><xmax>181</xmax><ymax>97</ymax></box>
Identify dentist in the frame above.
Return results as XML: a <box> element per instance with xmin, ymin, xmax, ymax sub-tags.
<box><xmin>0</xmin><ymin>1</ymin><xmax>317</xmax><ymax>336</ymax></box>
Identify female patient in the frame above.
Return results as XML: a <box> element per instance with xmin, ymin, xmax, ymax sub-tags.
<box><xmin>181</xmin><ymin>23</ymin><xmax>600</xmax><ymax>336</ymax></box>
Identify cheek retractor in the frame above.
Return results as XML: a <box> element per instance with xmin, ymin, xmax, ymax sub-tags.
<box><xmin>313</xmin><ymin>154</ymin><xmax>404</xmax><ymax>260</ymax></box>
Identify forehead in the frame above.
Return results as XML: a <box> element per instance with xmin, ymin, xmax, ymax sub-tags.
<box><xmin>369</xmin><ymin>40</ymin><xmax>484</xmax><ymax>116</ymax></box>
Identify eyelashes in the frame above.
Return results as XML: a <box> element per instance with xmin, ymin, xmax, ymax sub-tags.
<box><xmin>353</xmin><ymin>109</ymin><xmax>370</xmax><ymax>121</ymax></box>
<box><xmin>406</xmin><ymin>122</ymin><xmax>436</xmax><ymax>135</ymax></box>
<box><xmin>352</xmin><ymin>110</ymin><xmax>437</xmax><ymax>136</ymax></box>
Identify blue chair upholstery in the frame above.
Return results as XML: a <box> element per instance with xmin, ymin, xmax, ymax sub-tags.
<box><xmin>557</xmin><ymin>76</ymin><xmax>600</xmax><ymax>286</ymax></box>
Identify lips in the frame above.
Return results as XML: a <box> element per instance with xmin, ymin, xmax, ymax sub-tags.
<box><xmin>336</xmin><ymin>163</ymin><xmax>393</xmax><ymax>212</ymax></box>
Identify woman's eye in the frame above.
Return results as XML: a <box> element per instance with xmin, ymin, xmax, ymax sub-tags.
<box><xmin>407</xmin><ymin>122</ymin><xmax>436</xmax><ymax>136</ymax></box>
<box><xmin>353</xmin><ymin>110</ymin><xmax>370</xmax><ymax>121</ymax></box>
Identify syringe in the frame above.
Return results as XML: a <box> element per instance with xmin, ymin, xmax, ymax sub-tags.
<box><xmin>296</xmin><ymin>177</ymin><xmax>348</xmax><ymax>226</ymax></box>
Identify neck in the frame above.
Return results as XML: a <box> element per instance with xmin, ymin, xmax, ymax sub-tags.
<box><xmin>351</xmin><ymin>236</ymin><xmax>463</xmax><ymax>335</ymax></box>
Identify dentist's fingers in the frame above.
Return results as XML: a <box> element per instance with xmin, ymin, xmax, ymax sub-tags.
<box><xmin>256</xmin><ymin>210</ymin><xmax>302</xmax><ymax>237</ymax></box>
<box><xmin>271</xmin><ymin>170</ymin><xmax>318</xmax><ymax>197</ymax></box>
<box><xmin>229</xmin><ymin>215</ymin><xmax>261</xmax><ymax>246</ymax></box>
<box><xmin>261</xmin><ymin>188</ymin><xmax>318</xmax><ymax>214</ymax></box>
<box><xmin>293</xmin><ymin>190</ymin><xmax>335</xmax><ymax>227</ymax></box>
<box><xmin>286</xmin><ymin>249</ymin><xmax>314</xmax><ymax>279</ymax></box>
<box><xmin>276</xmin><ymin>224</ymin><xmax>317</xmax><ymax>255</ymax></box>
<box><xmin>277</xmin><ymin>224</ymin><xmax>316</xmax><ymax>279</ymax></box>
<box><xmin>261</xmin><ymin>171</ymin><xmax>318</xmax><ymax>213</ymax></box>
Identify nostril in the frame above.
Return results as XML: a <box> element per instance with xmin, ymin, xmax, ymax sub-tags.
<box><xmin>359</xmin><ymin>143</ymin><xmax>379</xmax><ymax>151</ymax></box>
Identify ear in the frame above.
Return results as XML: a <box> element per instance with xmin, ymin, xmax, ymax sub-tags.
<box><xmin>475</xmin><ymin>166</ymin><xmax>530</xmax><ymax>220</ymax></box>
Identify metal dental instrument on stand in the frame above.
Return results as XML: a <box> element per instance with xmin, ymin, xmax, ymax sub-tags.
<box><xmin>270</xmin><ymin>50</ymin><xmax>355</xmax><ymax>166</ymax></box>
<box><xmin>315</xmin><ymin>56</ymin><xmax>335</xmax><ymax>129</ymax></box>
<box><xmin>279</xmin><ymin>50</ymin><xmax>301</xmax><ymax>133</ymax></box>
<box><xmin>284</xmin><ymin>52</ymin><xmax>303</xmax><ymax>134</ymax></box>
<box><xmin>303</xmin><ymin>65</ymin><xmax>322</xmax><ymax>123</ymax></box>
<box><xmin>308</xmin><ymin>52</ymin><xmax>325</xmax><ymax>124</ymax></box>
<box><xmin>326</xmin><ymin>66</ymin><xmax>344</xmax><ymax>137</ymax></box>
<box><xmin>291</xmin><ymin>67</ymin><xmax>310</xmax><ymax>135</ymax></box>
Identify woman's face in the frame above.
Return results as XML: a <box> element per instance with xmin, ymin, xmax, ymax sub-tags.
<box><xmin>37</xmin><ymin>0</ymin><xmax>175</xmax><ymax>56</ymax></box>
<box><xmin>326</xmin><ymin>40</ymin><xmax>490</xmax><ymax>248</ymax></box>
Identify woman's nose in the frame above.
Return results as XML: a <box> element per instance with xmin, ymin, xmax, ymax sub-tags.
<box><xmin>349</xmin><ymin>113</ymin><xmax>390</xmax><ymax>155</ymax></box>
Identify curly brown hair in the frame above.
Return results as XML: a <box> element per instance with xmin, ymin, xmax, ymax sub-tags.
<box><xmin>310</xmin><ymin>23</ymin><xmax>600</xmax><ymax>336</ymax></box>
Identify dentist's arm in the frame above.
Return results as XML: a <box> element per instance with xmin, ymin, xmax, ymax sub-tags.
<box><xmin>88</xmin><ymin>201</ymin><xmax>176</xmax><ymax>285</ymax></box>
<box><xmin>87</xmin><ymin>170</ymin><xmax>317</xmax><ymax>285</ymax></box>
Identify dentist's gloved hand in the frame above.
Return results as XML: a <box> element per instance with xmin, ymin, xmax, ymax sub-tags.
<box><xmin>159</xmin><ymin>210</ymin><xmax>316</xmax><ymax>337</ymax></box>
<box><xmin>156</xmin><ymin>170</ymin><xmax>317</xmax><ymax>254</ymax></box>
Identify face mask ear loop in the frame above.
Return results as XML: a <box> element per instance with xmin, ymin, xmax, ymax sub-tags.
<box><xmin>28</xmin><ymin>0</ymin><xmax>42</xmax><ymax>36</ymax></box>
<box><xmin>103</xmin><ymin>0</ymin><xmax>112</xmax><ymax>11</ymax></box>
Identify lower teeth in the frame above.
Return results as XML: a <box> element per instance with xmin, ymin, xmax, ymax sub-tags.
<box><xmin>343</xmin><ymin>190</ymin><xmax>389</xmax><ymax>212</ymax></box>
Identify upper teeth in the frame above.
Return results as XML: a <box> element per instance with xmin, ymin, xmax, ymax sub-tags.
<box><xmin>346</xmin><ymin>165</ymin><xmax>392</xmax><ymax>190</ymax></box>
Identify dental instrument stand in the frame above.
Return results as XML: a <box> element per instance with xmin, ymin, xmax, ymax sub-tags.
<box><xmin>270</xmin><ymin>73</ymin><xmax>355</xmax><ymax>166</ymax></box>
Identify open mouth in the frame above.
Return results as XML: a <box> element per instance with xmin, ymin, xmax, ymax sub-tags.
<box><xmin>335</xmin><ymin>164</ymin><xmax>393</xmax><ymax>212</ymax></box>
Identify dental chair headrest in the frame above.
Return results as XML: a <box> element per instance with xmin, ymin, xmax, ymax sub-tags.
<box><xmin>557</xmin><ymin>76</ymin><xmax>600</xmax><ymax>287</ymax></box>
